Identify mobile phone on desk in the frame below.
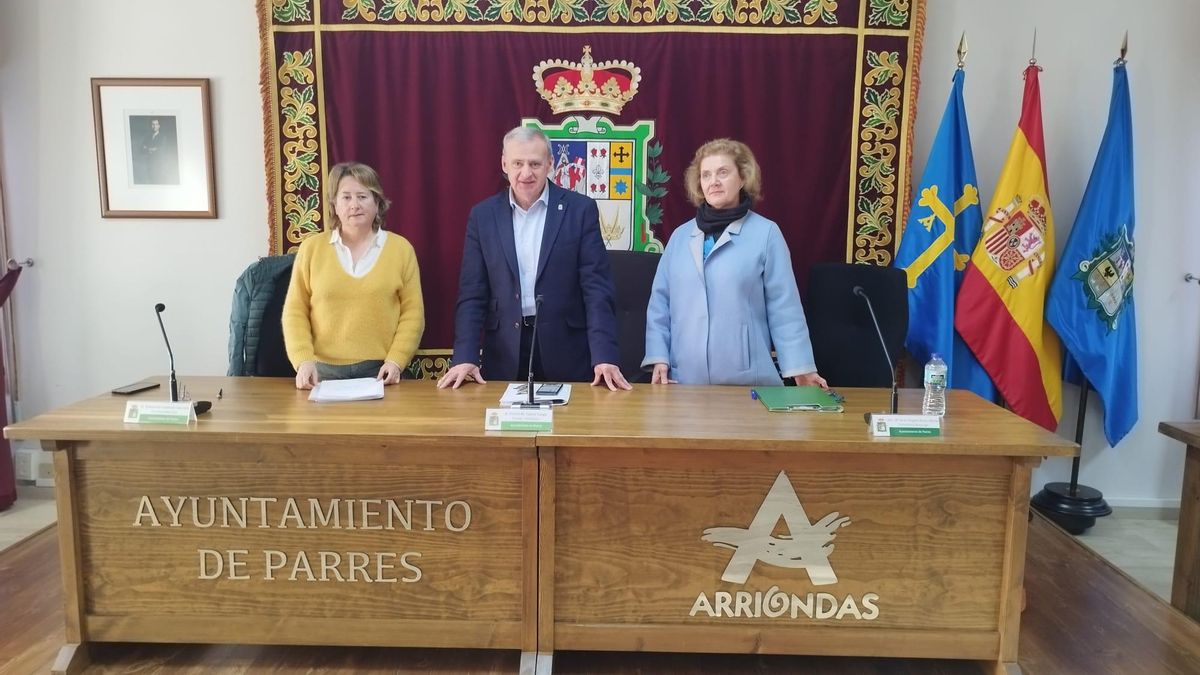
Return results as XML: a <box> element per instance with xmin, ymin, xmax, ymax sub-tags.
<box><xmin>537</xmin><ymin>383</ymin><xmax>564</xmax><ymax>395</ymax></box>
<box><xmin>111</xmin><ymin>381</ymin><xmax>160</xmax><ymax>395</ymax></box>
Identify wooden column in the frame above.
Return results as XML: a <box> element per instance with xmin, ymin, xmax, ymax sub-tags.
<box><xmin>1172</xmin><ymin>444</ymin><xmax>1200</xmax><ymax>618</ymax></box>
<box><xmin>1158</xmin><ymin>421</ymin><xmax>1200</xmax><ymax>621</ymax></box>
<box><xmin>46</xmin><ymin>441</ymin><xmax>90</xmax><ymax>675</ymax></box>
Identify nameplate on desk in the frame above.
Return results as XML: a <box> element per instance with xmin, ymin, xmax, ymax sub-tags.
<box><xmin>869</xmin><ymin>413</ymin><xmax>941</xmax><ymax>437</ymax></box>
<box><xmin>484</xmin><ymin>407</ymin><xmax>552</xmax><ymax>432</ymax></box>
<box><xmin>124</xmin><ymin>401</ymin><xmax>196</xmax><ymax>425</ymax></box>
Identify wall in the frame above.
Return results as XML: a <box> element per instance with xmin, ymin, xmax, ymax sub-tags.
<box><xmin>915</xmin><ymin>1</ymin><xmax>1200</xmax><ymax>507</ymax></box>
<box><xmin>2</xmin><ymin>1</ymin><xmax>1197</xmax><ymax>507</ymax></box>
<box><xmin>0</xmin><ymin>1</ymin><xmax>267</xmax><ymax>422</ymax></box>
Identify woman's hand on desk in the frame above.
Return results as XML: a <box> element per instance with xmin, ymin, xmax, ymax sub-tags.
<box><xmin>377</xmin><ymin>361</ymin><xmax>404</xmax><ymax>385</ymax></box>
<box><xmin>437</xmin><ymin>363</ymin><xmax>486</xmax><ymax>389</ymax></box>
<box><xmin>794</xmin><ymin>371</ymin><xmax>828</xmax><ymax>389</ymax></box>
<box><xmin>650</xmin><ymin>363</ymin><xmax>677</xmax><ymax>385</ymax></box>
<box><xmin>295</xmin><ymin>361</ymin><xmax>319</xmax><ymax>390</ymax></box>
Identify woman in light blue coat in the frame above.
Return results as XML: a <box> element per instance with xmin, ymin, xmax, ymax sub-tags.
<box><xmin>642</xmin><ymin>139</ymin><xmax>827</xmax><ymax>387</ymax></box>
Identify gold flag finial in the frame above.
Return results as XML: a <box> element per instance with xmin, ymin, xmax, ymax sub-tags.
<box><xmin>1116</xmin><ymin>31</ymin><xmax>1128</xmax><ymax>65</ymax></box>
<box><xmin>956</xmin><ymin>32</ymin><xmax>968</xmax><ymax>69</ymax></box>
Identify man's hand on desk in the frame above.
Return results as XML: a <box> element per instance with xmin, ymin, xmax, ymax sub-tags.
<box><xmin>437</xmin><ymin>363</ymin><xmax>486</xmax><ymax>389</ymax></box>
<box><xmin>592</xmin><ymin>363</ymin><xmax>632</xmax><ymax>391</ymax></box>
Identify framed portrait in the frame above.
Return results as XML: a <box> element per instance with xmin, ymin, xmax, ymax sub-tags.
<box><xmin>91</xmin><ymin>78</ymin><xmax>217</xmax><ymax>218</ymax></box>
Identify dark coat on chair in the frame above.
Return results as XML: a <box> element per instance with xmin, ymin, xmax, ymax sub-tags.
<box><xmin>450</xmin><ymin>183</ymin><xmax>620</xmax><ymax>382</ymax></box>
<box><xmin>227</xmin><ymin>254</ymin><xmax>297</xmax><ymax>377</ymax></box>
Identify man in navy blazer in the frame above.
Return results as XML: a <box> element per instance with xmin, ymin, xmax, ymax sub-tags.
<box><xmin>437</xmin><ymin>126</ymin><xmax>631</xmax><ymax>391</ymax></box>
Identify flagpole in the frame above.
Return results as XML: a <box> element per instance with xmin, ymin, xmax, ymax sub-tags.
<box><xmin>1031</xmin><ymin>33</ymin><xmax>1131</xmax><ymax>534</ymax></box>
<box><xmin>1031</xmin><ymin>384</ymin><xmax>1113</xmax><ymax>534</ymax></box>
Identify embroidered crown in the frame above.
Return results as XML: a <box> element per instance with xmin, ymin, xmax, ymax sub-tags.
<box><xmin>1026</xmin><ymin>198</ymin><xmax>1048</xmax><ymax>229</ymax></box>
<box><xmin>532</xmin><ymin>45</ymin><xmax>641</xmax><ymax>116</ymax></box>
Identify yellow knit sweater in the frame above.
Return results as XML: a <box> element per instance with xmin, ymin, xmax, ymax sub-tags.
<box><xmin>282</xmin><ymin>230</ymin><xmax>425</xmax><ymax>368</ymax></box>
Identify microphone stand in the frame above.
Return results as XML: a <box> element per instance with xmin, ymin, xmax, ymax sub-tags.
<box><xmin>515</xmin><ymin>295</ymin><xmax>545</xmax><ymax>409</ymax></box>
<box><xmin>155</xmin><ymin>302</ymin><xmax>212</xmax><ymax>415</ymax></box>
<box><xmin>154</xmin><ymin>303</ymin><xmax>179</xmax><ymax>402</ymax></box>
<box><xmin>853</xmin><ymin>286</ymin><xmax>898</xmax><ymax>415</ymax></box>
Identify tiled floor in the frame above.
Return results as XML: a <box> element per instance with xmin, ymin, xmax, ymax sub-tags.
<box><xmin>1070</xmin><ymin>508</ymin><xmax>1179</xmax><ymax>602</ymax></box>
<box><xmin>0</xmin><ymin>488</ymin><xmax>57</xmax><ymax>552</ymax></box>
<box><xmin>0</xmin><ymin>493</ymin><xmax>1184</xmax><ymax>605</ymax></box>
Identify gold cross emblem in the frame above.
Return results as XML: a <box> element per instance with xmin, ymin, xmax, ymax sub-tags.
<box><xmin>902</xmin><ymin>183</ymin><xmax>979</xmax><ymax>288</ymax></box>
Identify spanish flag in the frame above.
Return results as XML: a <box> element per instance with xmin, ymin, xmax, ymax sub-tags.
<box><xmin>955</xmin><ymin>65</ymin><xmax>1062</xmax><ymax>431</ymax></box>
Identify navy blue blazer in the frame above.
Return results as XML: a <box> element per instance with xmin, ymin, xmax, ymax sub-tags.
<box><xmin>451</xmin><ymin>183</ymin><xmax>620</xmax><ymax>382</ymax></box>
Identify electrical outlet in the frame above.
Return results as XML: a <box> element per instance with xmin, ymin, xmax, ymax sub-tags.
<box><xmin>35</xmin><ymin>453</ymin><xmax>55</xmax><ymax>487</ymax></box>
<box><xmin>13</xmin><ymin>448</ymin><xmax>35</xmax><ymax>482</ymax></box>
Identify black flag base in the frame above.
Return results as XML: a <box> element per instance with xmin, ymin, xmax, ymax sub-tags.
<box><xmin>1031</xmin><ymin>482</ymin><xmax>1113</xmax><ymax>535</ymax></box>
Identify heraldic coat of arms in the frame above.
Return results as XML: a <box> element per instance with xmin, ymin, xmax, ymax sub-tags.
<box><xmin>525</xmin><ymin>45</ymin><xmax>666</xmax><ymax>252</ymax></box>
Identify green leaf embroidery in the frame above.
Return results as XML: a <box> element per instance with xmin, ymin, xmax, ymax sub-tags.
<box><xmin>273</xmin><ymin>0</ymin><xmax>313</xmax><ymax>22</ymax></box>
<box><xmin>646</xmin><ymin>203</ymin><xmax>663</xmax><ymax>226</ymax></box>
<box><xmin>867</xmin><ymin>0</ymin><xmax>907</xmax><ymax>26</ymax></box>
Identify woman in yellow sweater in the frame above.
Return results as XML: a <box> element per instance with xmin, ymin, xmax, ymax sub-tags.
<box><xmin>282</xmin><ymin>162</ymin><xmax>425</xmax><ymax>389</ymax></box>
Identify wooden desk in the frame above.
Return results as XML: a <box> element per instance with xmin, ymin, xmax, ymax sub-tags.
<box><xmin>8</xmin><ymin>379</ymin><xmax>1075</xmax><ymax>675</ymax></box>
<box><xmin>538</xmin><ymin>385</ymin><xmax>1074</xmax><ymax>675</ymax></box>
<box><xmin>5</xmin><ymin>377</ymin><xmax>540</xmax><ymax>674</ymax></box>
<box><xmin>1157</xmin><ymin>420</ymin><xmax>1200</xmax><ymax>622</ymax></box>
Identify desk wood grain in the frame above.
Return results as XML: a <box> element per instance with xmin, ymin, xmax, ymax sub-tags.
<box><xmin>7</xmin><ymin>379</ymin><xmax>1075</xmax><ymax>458</ymax></box>
<box><xmin>4</xmin><ymin>377</ymin><xmax>1077</xmax><ymax>671</ymax></box>
<box><xmin>546</xmin><ymin>384</ymin><xmax>1075</xmax><ymax>456</ymax></box>
<box><xmin>7</xmin><ymin>379</ymin><xmax>540</xmax><ymax>654</ymax></box>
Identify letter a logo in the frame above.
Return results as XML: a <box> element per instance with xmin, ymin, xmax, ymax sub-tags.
<box><xmin>702</xmin><ymin>471</ymin><xmax>851</xmax><ymax>585</ymax></box>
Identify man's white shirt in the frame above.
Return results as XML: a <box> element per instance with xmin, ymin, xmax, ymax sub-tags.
<box><xmin>509</xmin><ymin>184</ymin><xmax>550</xmax><ymax>316</ymax></box>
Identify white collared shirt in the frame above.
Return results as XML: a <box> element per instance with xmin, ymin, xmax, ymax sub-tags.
<box><xmin>329</xmin><ymin>228</ymin><xmax>388</xmax><ymax>278</ymax></box>
<box><xmin>509</xmin><ymin>184</ymin><xmax>550</xmax><ymax>316</ymax></box>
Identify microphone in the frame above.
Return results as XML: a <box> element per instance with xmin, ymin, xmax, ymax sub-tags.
<box><xmin>154</xmin><ymin>303</ymin><xmax>179</xmax><ymax>402</ymax></box>
<box><xmin>154</xmin><ymin>303</ymin><xmax>211</xmax><ymax>416</ymax></box>
<box><xmin>852</xmin><ymin>285</ymin><xmax>898</xmax><ymax>415</ymax></box>
<box><xmin>516</xmin><ymin>295</ymin><xmax>544</xmax><ymax>409</ymax></box>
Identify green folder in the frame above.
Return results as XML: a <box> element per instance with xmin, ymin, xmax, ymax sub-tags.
<box><xmin>751</xmin><ymin>386</ymin><xmax>845</xmax><ymax>412</ymax></box>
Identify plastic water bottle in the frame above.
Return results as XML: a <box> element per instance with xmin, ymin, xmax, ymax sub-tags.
<box><xmin>922</xmin><ymin>354</ymin><xmax>947</xmax><ymax>417</ymax></box>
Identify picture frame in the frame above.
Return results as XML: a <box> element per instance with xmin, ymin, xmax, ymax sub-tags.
<box><xmin>91</xmin><ymin>78</ymin><xmax>217</xmax><ymax>218</ymax></box>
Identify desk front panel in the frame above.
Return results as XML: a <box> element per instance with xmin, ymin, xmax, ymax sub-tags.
<box><xmin>545</xmin><ymin>446</ymin><xmax>1026</xmax><ymax>659</ymax></box>
<box><xmin>62</xmin><ymin>440</ymin><xmax>535</xmax><ymax>649</ymax></box>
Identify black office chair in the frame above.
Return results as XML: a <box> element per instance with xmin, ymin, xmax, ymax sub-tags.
<box><xmin>805</xmin><ymin>263</ymin><xmax>907</xmax><ymax>388</ymax></box>
<box><xmin>607</xmin><ymin>249</ymin><xmax>662</xmax><ymax>383</ymax></box>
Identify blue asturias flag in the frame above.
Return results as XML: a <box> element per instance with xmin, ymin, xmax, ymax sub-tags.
<box><xmin>1046</xmin><ymin>62</ymin><xmax>1137</xmax><ymax>446</ymax></box>
<box><xmin>895</xmin><ymin>69</ymin><xmax>995</xmax><ymax>400</ymax></box>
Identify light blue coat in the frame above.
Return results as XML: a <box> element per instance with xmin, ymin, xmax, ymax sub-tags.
<box><xmin>642</xmin><ymin>211</ymin><xmax>817</xmax><ymax>385</ymax></box>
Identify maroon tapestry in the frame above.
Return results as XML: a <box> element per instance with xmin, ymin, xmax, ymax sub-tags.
<box><xmin>258</xmin><ymin>0</ymin><xmax>925</xmax><ymax>373</ymax></box>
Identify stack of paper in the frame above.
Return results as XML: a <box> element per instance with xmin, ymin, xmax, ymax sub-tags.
<box><xmin>308</xmin><ymin>377</ymin><xmax>385</xmax><ymax>402</ymax></box>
